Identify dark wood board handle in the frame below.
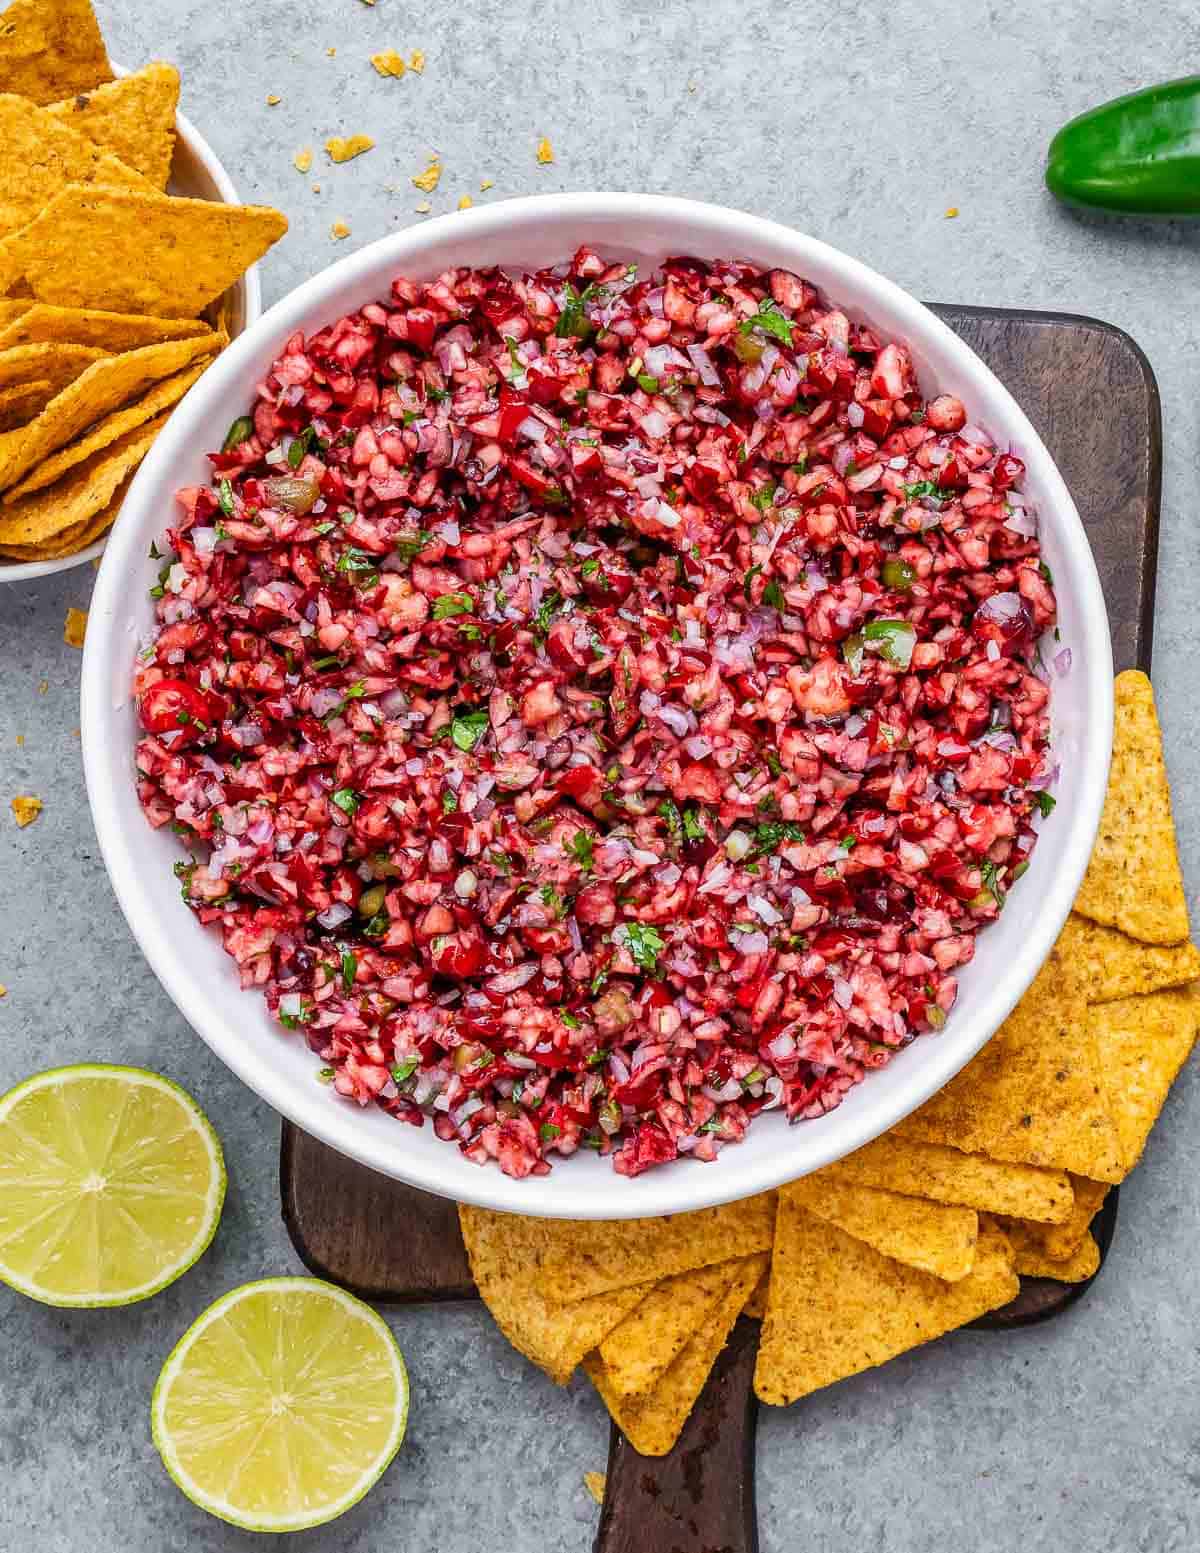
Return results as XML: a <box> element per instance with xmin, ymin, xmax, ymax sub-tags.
<box><xmin>279</xmin><ymin>304</ymin><xmax>1161</xmax><ymax>1553</ymax></box>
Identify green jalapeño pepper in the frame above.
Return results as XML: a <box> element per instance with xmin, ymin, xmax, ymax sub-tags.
<box><xmin>1046</xmin><ymin>76</ymin><xmax>1200</xmax><ymax>215</ymax></box>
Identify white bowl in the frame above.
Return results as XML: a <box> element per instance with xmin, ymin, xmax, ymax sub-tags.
<box><xmin>0</xmin><ymin>74</ymin><xmax>261</xmax><ymax>585</ymax></box>
<box><xmin>81</xmin><ymin>194</ymin><xmax>1113</xmax><ymax>1219</ymax></box>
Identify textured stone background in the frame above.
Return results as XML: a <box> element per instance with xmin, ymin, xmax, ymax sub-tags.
<box><xmin>3</xmin><ymin>1</ymin><xmax>1200</xmax><ymax>1548</ymax></box>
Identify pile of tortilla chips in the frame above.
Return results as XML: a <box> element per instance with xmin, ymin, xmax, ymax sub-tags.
<box><xmin>0</xmin><ymin>0</ymin><xmax>286</xmax><ymax>563</ymax></box>
<box><xmin>459</xmin><ymin>671</ymin><xmax>1200</xmax><ymax>1456</ymax></box>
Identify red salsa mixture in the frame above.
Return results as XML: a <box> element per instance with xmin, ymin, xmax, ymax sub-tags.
<box><xmin>133</xmin><ymin>248</ymin><xmax>1058</xmax><ymax>1178</ymax></box>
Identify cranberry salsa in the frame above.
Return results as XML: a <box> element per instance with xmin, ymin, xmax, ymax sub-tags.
<box><xmin>134</xmin><ymin>248</ymin><xmax>1058</xmax><ymax>1179</ymax></box>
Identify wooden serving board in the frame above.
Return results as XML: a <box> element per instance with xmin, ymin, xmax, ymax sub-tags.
<box><xmin>281</xmin><ymin>306</ymin><xmax>1160</xmax><ymax>1553</ymax></box>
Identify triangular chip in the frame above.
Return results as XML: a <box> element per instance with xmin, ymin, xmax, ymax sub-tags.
<box><xmin>782</xmin><ymin>1176</ymin><xmax>977</xmax><ymax>1282</ymax></box>
<box><xmin>535</xmin><ymin>1194</ymin><xmax>776</xmax><ymax>1303</ymax></box>
<box><xmin>47</xmin><ymin>61</ymin><xmax>179</xmax><ymax>189</ymax></box>
<box><xmin>3</xmin><ymin>357</ymin><xmax>210</xmax><ymax>501</ymax></box>
<box><xmin>4</xmin><ymin>188</ymin><xmax>287</xmax><ymax>317</ymax></box>
<box><xmin>585</xmin><ymin>1253</ymin><xmax>764</xmax><ymax>1456</ymax></box>
<box><xmin>0</xmin><ymin>375</ymin><xmax>50</xmax><ymax>431</ymax></box>
<box><xmin>822</xmin><ymin>1133</ymin><xmax>1073</xmax><ymax>1223</ymax></box>
<box><xmin>1092</xmin><ymin>983</ymin><xmax>1200</xmax><ymax>1173</ymax></box>
<box><xmin>0</xmin><ymin>93</ymin><xmax>148</xmax><ymax>238</ymax></box>
<box><xmin>0</xmin><ymin>411</ymin><xmax>165</xmax><ymax>545</ymax></box>
<box><xmin>458</xmin><ymin>1205</ymin><xmax>653</xmax><ymax>1385</ymax></box>
<box><xmin>0</xmin><ymin>0</ymin><xmax>112</xmax><ymax>104</ymax></box>
<box><xmin>0</xmin><ymin>304</ymin><xmax>210</xmax><ymax>354</ymax></box>
<box><xmin>1056</xmin><ymin>912</ymin><xmax>1200</xmax><ymax>1003</ymax></box>
<box><xmin>896</xmin><ymin>945</ymin><xmax>1125</xmax><ymax>1182</ymax></box>
<box><xmin>1004</xmin><ymin>1223</ymin><xmax>1101</xmax><ymax>1283</ymax></box>
<box><xmin>754</xmin><ymin>1204</ymin><xmax>1018</xmax><ymax>1406</ymax></box>
<box><xmin>1075</xmin><ymin>671</ymin><xmax>1189</xmax><ymax>944</ymax></box>
<box><xmin>0</xmin><ymin>341</ymin><xmax>106</xmax><ymax>393</ymax></box>
<box><xmin>596</xmin><ymin>1258</ymin><xmax>741</xmax><ymax>1397</ymax></box>
<box><xmin>0</xmin><ymin>482</ymin><xmax>124</xmax><ymax>559</ymax></box>
<box><xmin>0</xmin><ymin>329</ymin><xmax>223</xmax><ymax>492</ymax></box>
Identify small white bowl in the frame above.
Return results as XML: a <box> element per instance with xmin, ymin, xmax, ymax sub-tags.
<box><xmin>0</xmin><ymin>78</ymin><xmax>261</xmax><ymax>585</ymax></box>
<box><xmin>82</xmin><ymin>194</ymin><xmax>1113</xmax><ymax>1219</ymax></box>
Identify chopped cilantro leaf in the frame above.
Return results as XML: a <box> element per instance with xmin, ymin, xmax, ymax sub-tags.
<box><xmin>566</xmin><ymin>830</ymin><xmax>594</xmax><ymax>870</ymax></box>
<box><xmin>217</xmin><ymin>478</ymin><xmax>234</xmax><ymax>516</ymax></box>
<box><xmin>340</xmin><ymin>950</ymin><xmax>357</xmax><ymax>990</ymax></box>
<box><xmin>762</xmin><ymin>577</ymin><xmax>785</xmax><ymax>610</ymax></box>
<box><xmin>738</xmin><ymin>298</ymin><xmax>795</xmax><ymax>346</ymax></box>
<box><xmin>432</xmin><ymin>591</ymin><xmax>474</xmax><ymax>620</ymax></box>
<box><xmin>330</xmin><ymin>787</ymin><xmax>360</xmax><ymax>816</ymax></box>
<box><xmin>615</xmin><ymin>921</ymin><xmax>666</xmax><ymax>972</ymax></box>
<box><xmin>1033</xmin><ymin>790</ymin><xmax>1056</xmax><ymax>818</ymax></box>
<box><xmin>450</xmin><ymin>709</ymin><xmax>489</xmax><ymax>752</ymax></box>
<box><xmin>682</xmin><ymin>806</ymin><xmax>707</xmax><ymax>843</ymax></box>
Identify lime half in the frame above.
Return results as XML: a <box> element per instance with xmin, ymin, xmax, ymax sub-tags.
<box><xmin>152</xmin><ymin>1277</ymin><xmax>409</xmax><ymax>1532</ymax></box>
<box><xmin>0</xmin><ymin>1063</ymin><xmax>225</xmax><ymax>1307</ymax></box>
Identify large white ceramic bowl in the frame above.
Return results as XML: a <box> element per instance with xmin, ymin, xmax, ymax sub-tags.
<box><xmin>81</xmin><ymin>194</ymin><xmax>1113</xmax><ymax>1219</ymax></box>
<box><xmin>0</xmin><ymin>70</ymin><xmax>261</xmax><ymax>585</ymax></box>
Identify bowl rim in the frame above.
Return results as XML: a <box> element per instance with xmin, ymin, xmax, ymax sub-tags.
<box><xmin>81</xmin><ymin>192</ymin><xmax>1114</xmax><ymax>1218</ymax></box>
<box><xmin>0</xmin><ymin>70</ymin><xmax>262</xmax><ymax>585</ymax></box>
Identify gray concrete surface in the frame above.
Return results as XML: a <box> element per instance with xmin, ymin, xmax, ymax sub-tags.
<box><xmin>2</xmin><ymin>1</ymin><xmax>1200</xmax><ymax>1548</ymax></box>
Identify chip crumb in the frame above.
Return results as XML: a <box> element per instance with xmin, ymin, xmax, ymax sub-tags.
<box><xmin>326</xmin><ymin>46</ymin><xmax>337</xmax><ymax>57</ymax></box>
<box><xmin>0</xmin><ymin>985</ymin><xmax>7</xmax><ymax>998</ymax></box>
<box><xmin>15</xmin><ymin>734</ymin><xmax>23</xmax><ymax>747</ymax></box>
<box><xmin>584</xmin><ymin>1472</ymin><xmax>606</xmax><ymax>1506</ymax></box>
<box><xmin>63</xmin><ymin>606</ymin><xmax>87</xmax><ymax>647</ymax></box>
<box><xmin>536</xmin><ymin>136</ymin><xmax>554</xmax><ymax>164</ymax></box>
<box><xmin>480</xmin><ymin>178</ymin><xmax>494</xmax><ymax>191</ymax></box>
<box><xmin>412</xmin><ymin>159</ymin><xmax>442</xmax><ymax>193</ymax></box>
<box><xmin>371</xmin><ymin>49</ymin><xmax>406</xmax><ymax>77</ymax></box>
<box><xmin>331</xmin><ymin>219</ymin><xmax>352</xmax><ymax>241</ymax></box>
<box><xmin>458</xmin><ymin>195</ymin><xmax>473</xmax><ymax>210</ymax></box>
<box><xmin>409</xmin><ymin>50</ymin><xmax>426</xmax><ymax>73</ymax></box>
<box><xmin>266</xmin><ymin>93</ymin><xmax>281</xmax><ymax>106</ymax></box>
<box><xmin>414</xmin><ymin>200</ymin><xmax>431</xmax><ymax>214</ymax></box>
<box><xmin>326</xmin><ymin>135</ymin><xmax>375</xmax><ymax>163</ymax></box>
<box><xmin>37</xmin><ymin>680</ymin><xmax>48</xmax><ymax>695</ymax></box>
<box><xmin>293</xmin><ymin>148</ymin><xmax>314</xmax><ymax>174</ymax></box>
<box><xmin>312</xmin><ymin>183</ymin><xmax>322</xmax><ymax>193</ymax></box>
<box><xmin>687</xmin><ymin>79</ymin><xmax>698</xmax><ymax>92</ymax></box>
<box><xmin>944</xmin><ymin>206</ymin><xmax>960</xmax><ymax>218</ymax></box>
<box><xmin>11</xmin><ymin>795</ymin><xmax>42</xmax><ymax>827</ymax></box>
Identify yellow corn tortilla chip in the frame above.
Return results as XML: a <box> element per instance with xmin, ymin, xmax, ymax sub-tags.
<box><xmin>0</xmin><ymin>412</ymin><xmax>164</xmax><ymax>545</ymax></box>
<box><xmin>0</xmin><ymin>485</ymin><xmax>121</xmax><ymax>558</ymax></box>
<box><xmin>0</xmin><ymin>299</ymin><xmax>28</xmax><ymax>329</ymax></box>
<box><xmin>0</xmin><ymin>375</ymin><xmax>50</xmax><ymax>430</ymax></box>
<box><xmin>1075</xmin><ymin>671</ymin><xmax>1190</xmax><ymax>945</ymax></box>
<box><xmin>0</xmin><ymin>93</ymin><xmax>149</xmax><ymax>238</ymax></box>
<box><xmin>0</xmin><ymin>0</ymin><xmax>112</xmax><ymax>104</ymax></box>
<box><xmin>782</xmin><ymin>1176</ymin><xmax>977</xmax><ymax>1282</ymax></box>
<box><xmin>3</xmin><ymin>358</ymin><xmax>210</xmax><ymax>502</ymax></box>
<box><xmin>584</xmin><ymin>1253</ymin><xmax>765</xmax><ymax>1456</ymax></box>
<box><xmin>458</xmin><ymin>1205</ymin><xmax>653</xmax><ymax>1385</ymax></box>
<box><xmin>1092</xmin><ymin>983</ymin><xmax>1200</xmax><ymax>1173</ymax></box>
<box><xmin>583</xmin><ymin>1472</ymin><xmax>606</xmax><ymax>1506</ymax></box>
<box><xmin>597</xmin><ymin>1258</ymin><xmax>742</xmax><ymax>1397</ymax></box>
<box><xmin>823</xmin><ymin>1133</ymin><xmax>1073</xmax><ymax>1223</ymax></box>
<box><xmin>1003</xmin><ymin>1221</ymin><xmax>1102</xmax><ymax>1283</ymax></box>
<box><xmin>896</xmin><ymin>945</ymin><xmax>1125</xmax><ymax>1183</ymax></box>
<box><xmin>535</xmin><ymin>1194</ymin><xmax>776</xmax><ymax>1303</ymax></box>
<box><xmin>754</xmin><ymin>1204</ymin><xmax>1018</xmax><ymax>1407</ymax></box>
<box><xmin>0</xmin><ymin>342</ymin><xmax>106</xmax><ymax>396</ymax></box>
<box><xmin>1056</xmin><ymin>912</ymin><xmax>1200</xmax><ymax>1003</ymax></box>
<box><xmin>47</xmin><ymin>61</ymin><xmax>179</xmax><ymax>189</ymax></box>
<box><xmin>1042</xmin><ymin>1175</ymin><xmax>1110</xmax><ymax>1260</ymax></box>
<box><xmin>0</xmin><ymin>330</ymin><xmax>223</xmax><ymax>493</ymax></box>
<box><xmin>742</xmin><ymin>1266</ymin><xmax>770</xmax><ymax>1320</ymax></box>
<box><xmin>0</xmin><ymin>304</ymin><xmax>211</xmax><ymax>355</ymax></box>
<box><xmin>4</xmin><ymin>188</ymin><xmax>287</xmax><ymax>318</ymax></box>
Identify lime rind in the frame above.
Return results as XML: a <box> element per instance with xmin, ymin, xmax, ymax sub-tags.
<box><xmin>151</xmin><ymin>1276</ymin><xmax>409</xmax><ymax>1533</ymax></box>
<box><xmin>0</xmin><ymin>1063</ymin><xmax>226</xmax><ymax>1308</ymax></box>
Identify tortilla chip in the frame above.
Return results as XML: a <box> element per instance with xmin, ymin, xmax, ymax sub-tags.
<box><xmin>0</xmin><ymin>330</ymin><xmax>222</xmax><ymax>493</ymax></box>
<box><xmin>0</xmin><ymin>342</ymin><xmax>106</xmax><ymax>397</ymax></box>
<box><xmin>4</xmin><ymin>188</ymin><xmax>287</xmax><ymax>317</ymax></box>
<box><xmin>823</xmin><ymin>1133</ymin><xmax>1073</xmax><ymax>1223</ymax></box>
<box><xmin>47</xmin><ymin>61</ymin><xmax>179</xmax><ymax>189</ymax></box>
<box><xmin>583</xmin><ymin>1473</ymin><xmax>606</xmax><ymax>1506</ymax></box>
<box><xmin>782</xmin><ymin>1176</ymin><xmax>977</xmax><ymax>1282</ymax></box>
<box><xmin>597</xmin><ymin>1258</ymin><xmax>742</xmax><ymax>1397</ymax></box>
<box><xmin>0</xmin><ymin>304</ymin><xmax>210</xmax><ymax>355</ymax></box>
<box><xmin>458</xmin><ymin>1205</ymin><xmax>653</xmax><ymax>1385</ymax></box>
<box><xmin>1092</xmin><ymin>984</ymin><xmax>1200</xmax><ymax>1173</ymax></box>
<box><xmin>0</xmin><ymin>93</ymin><xmax>149</xmax><ymax>238</ymax></box>
<box><xmin>1056</xmin><ymin>912</ymin><xmax>1200</xmax><ymax>1003</ymax></box>
<box><xmin>584</xmin><ymin>1254</ymin><xmax>764</xmax><ymax>1456</ymax></box>
<box><xmin>742</xmin><ymin>1266</ymin><xmax>770</xmax><ymax>1320</ymax></box>
<box><xmin>1008</xmin><ymin>1227</ymin><xmax>1101</xmax><ymax>1283</ymax></box>
<box><xmin>0</xmin><ymin>299</ymin><xmax>28</xmax><ymax>328</ymax></box>
<box><xmin>1075</xmin><ymin>672</ymin><xmax>1189</xmax><ymax>945</ymax></box>
<box><xmin>10</xmin><ymin>794</ymin><xmax>41</xmax><ymax>826</ymax></box>
<box><xmin>0</xmin><ymin>0</ymin><xmax>112</xmax><ymax>104</ymax></box>
<box><xmin>3</xmin><ymin>358</ymin><xmax>209</xmax><ymax>502</ymax></box>
<box><xmin>1043</xmin><ymin>1176</ymin><xmax>1110</xmax><ymax>1259</ymax></box>
<box><xmin>0</xmin><ymin>376</ymin><xmax>50</xmax><ymax>430</ymax></box>
<box><xmin>0</xmin><ymin>412</ymin><xmax>164</xmax><ymax>545</ymax></box>
<box><xmin>896</xmin><ymin>946</ymin><xmax>1125</xmax><ymax>1183</ymax></box>
<box><xmin>535</xmin><ymin>1194</ymin><xmax>776</xmax><ymax>1303</ymax></box>
<box><xmin>754</xmin><ymin>1205</ymin><xmax>1018</xmax><ymax>1407</ymax></box>
<box><xmin>0</xmin><ymin>488</ymin><xmax>119</xmax><ymax>557</ymax></box>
